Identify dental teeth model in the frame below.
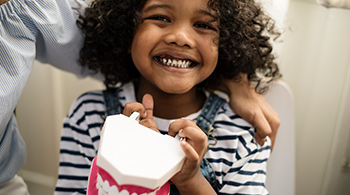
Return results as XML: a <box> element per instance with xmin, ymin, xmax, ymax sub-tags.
<box><xmin>87</xmin><ymin>113</ymin><xmax>185</xmax><ymax>195</ymax></box>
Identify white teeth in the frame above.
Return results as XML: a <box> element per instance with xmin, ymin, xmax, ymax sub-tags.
<box><xmin>178</xmin><ymin>60</ymin><xmax>184</xmax><ymax>67</ymax></box>
<box><xmin>103</xmin><ymin>180</ymin><xmax>110</xmax><ymax>191</ymax></box>
<box><xmin>120</xmin><ymin>190</ymin><xmax>130</xmax><ymax>195</ymax></box>
<box><xmin>98</xmin><ymin>187</ymin><xmax>105</xmax><ymax>195</ymax></box>
<box><xmin>171</xmin><ymin>60</ymin><xmax>177</xmax><ymax>66</ymax></box>
<box><xmin>95</xmin><ymin>173</ymin><xmax>160</xmax><ymax>195</ymax></box>
<box><xmin>160</xmin><ymin>58</ymin><xmax>191</xmax><ymax>68</ymax></box>
<box><xmin>109</xmin><ymin>186</ymin><xmax>119</xmax><ymax>194</ymax></box>
<box><xmin>97</xmin><ymin>174</ymin><xmax>103</xmax><ymax>189</ymax></box>
<box><xmin>97</xmin><ymin>173</ymin><xmax>113</xmax><ymax>195</ymax></box>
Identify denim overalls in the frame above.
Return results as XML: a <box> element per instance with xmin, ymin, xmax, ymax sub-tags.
<box><xmin>102</xmin><ymin>86</ymin><xmax>226</xmax><ymax>194</ymax></box>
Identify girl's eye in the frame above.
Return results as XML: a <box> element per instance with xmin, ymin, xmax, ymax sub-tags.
<box><xmin>146</xmin><ymin>15</ymin><xmax>170</xmax><ymax>22</ymax></box>
<box><xmin>194</xmin><ymin>23</ymin><xmax>218</xmax><ymax>31</ymax></box>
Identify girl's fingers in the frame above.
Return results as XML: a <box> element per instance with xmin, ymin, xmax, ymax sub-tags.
<box><xmin>179</xmin><ymin>139</ymin><xmax>200</xmax><ymax>168</ymax></box>
<box><xmin>169</xmin><ymin>119</ymin><xmax>207</xmax><ymax>157</ymax></box>
<box><xmin>170</xmin><ymin>138</ymin><xmax>202</xmax><ymax>186</ymax></box>
<box><xmin>140</xmin><ymin>94</ymin><xmax>159</xmax><ymax>132</ymax></box>
<box><xmin>123</xmin><ymin>102</ymin><xmax>146</xmax><ymax>118</ymax></box>
<box><xmin>123</xmin><ymin>94</ymin><xmax>154</xmax><ymax>119</ymax></box>
<box><xmin>122</xmin><ymin>94</ymin><xmax>158</xmax><ymax>132</ymax></box>
<box><xmin>142</xmin><ymin>94</ymin><xmax>154</xmax><ymax>120</ymax></box>
<box><xmin>139</xmin><ymin>119</ymin><xmax>159</xmax><ymax>133</ymax></box>
<box><xmin>168</xmin><ymin>118</ymin><xmax>197</xmax><ymax>137</ymax></box>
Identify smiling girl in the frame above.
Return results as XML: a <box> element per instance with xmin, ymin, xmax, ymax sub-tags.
<box><xmin>55</xmin><ymin>0</ymin><xmax>280</xmax><ymax>194</ymax></box>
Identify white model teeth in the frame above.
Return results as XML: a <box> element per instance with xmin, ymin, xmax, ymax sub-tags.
<box><xmin>96</xmin><ymin>173</ymin><xmax>164</xmax><ymax>195</ymax></box>
<box><xmin>161</xmin><ymin>58</ymin><xmax>191</xmax><ymax>68</ymax></box>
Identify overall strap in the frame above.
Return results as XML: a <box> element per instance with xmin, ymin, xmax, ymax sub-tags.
<box><xmin>171</xmin><ymin>92</ymin><xmax>227</xmax><ymax>195</ymax></box>
<box><xmin>102</xmin><ymin>87</ymin><xmax>124</xmax><ymax>120</ymax></box>
<box><xmin>197</xmin><ymin>92</ymin><xmax>226</xmax><ymax>193</ymax></box>
<box><xmin>195</xmin><ymin>92</ymin><xmax>226</xmax><ymax>145</ymax></box>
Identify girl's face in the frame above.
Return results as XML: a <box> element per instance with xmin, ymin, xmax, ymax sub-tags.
<box><xmin>131</xmin><ymin>0</ymin><xmax>219</xmax><ymax>94</ymax></box>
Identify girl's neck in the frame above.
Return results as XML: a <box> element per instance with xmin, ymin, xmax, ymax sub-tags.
<box><xmin>135</xmin><ymin>78</ymin><xmax>206</xmax><ymax>119</ymax></box>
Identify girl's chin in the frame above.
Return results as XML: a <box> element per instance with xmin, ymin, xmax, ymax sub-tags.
<box><xmin>158</xmin><ymin>86</ymin><xmax>194</xmax><ymax>95</ymax></box>
<box><xmin>155</xmin><ymin>82</ymin><xmax>197</xmax><ymax>94</ymax></box>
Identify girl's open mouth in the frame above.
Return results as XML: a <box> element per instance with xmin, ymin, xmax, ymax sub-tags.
<box><xmin>154</xmin><ymin>55</ymin><xmax>198</xmax><ymax>69</ymax></box>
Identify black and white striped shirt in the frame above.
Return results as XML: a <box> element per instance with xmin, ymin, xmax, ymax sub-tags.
<box><xmin>55</xmin><ymin>82</ymin><xmax>271</xmax><ymax>195</ymax></box>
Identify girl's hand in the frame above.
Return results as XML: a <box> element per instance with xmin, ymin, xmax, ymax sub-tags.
<box><xmin>220</xmin><ymin>74</ymin><xmax>280</xmax><ymax>150</ymax></box>
<box><xmin>122</xmin><ymin>94</ymin><xmax>159</xmax><ymax>132</ymax></box>
<box><xmin>168</xmin><ymin>119</ymin><xmax>215</xmax><ymax>194</ymax></box>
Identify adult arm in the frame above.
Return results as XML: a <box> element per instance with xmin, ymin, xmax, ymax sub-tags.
<box><xmin>0</xmin><ymin>0</ymin><xmax>94</xmax><ymax>137</ymax></box>
<box><xmin>0</xmin><ymin>0</ymin><xmax>92</xmax><ymax>182</ymax></box>
<box><xmin>0</xmin><ymin>0</ymin><xmax>37</xmax><ymax>182</ymax></box>
<box><xmin>0</xmin><ymin>0</ymin><xmax>91</xmax><ymax>127</ymax></box>
<box><xmin>222</xmin><ymin>74</ymin><xmax>280</xmax><ymax>150</ymax></box>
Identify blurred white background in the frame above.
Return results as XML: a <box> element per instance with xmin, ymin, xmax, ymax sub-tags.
<box><xmin>15</xmin><ymin>0</ymin><xmax>350</xmax><ymax>194</ymax></box>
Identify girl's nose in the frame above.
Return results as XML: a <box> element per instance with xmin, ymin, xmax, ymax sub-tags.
<box><xmin>164</xmin><ymin>25</ymin><xmax>196</xmax><ymax>48</ymax></box>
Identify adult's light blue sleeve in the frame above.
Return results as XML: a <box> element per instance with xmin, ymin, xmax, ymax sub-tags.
<box><xmin>0</xmin><ymin>0</ymin><xmax>91</xmax><ymax>183</ymax></box>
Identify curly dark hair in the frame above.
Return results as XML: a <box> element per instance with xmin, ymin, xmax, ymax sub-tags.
<box><xmin>78</xmin><ymin>0</ymin><xmax>281</xmax><ymax>91</ymax></box>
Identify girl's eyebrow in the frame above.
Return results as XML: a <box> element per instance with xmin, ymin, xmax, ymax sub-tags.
<box><xmin>142</xmin><ymin>4</ymin><xmax>171</xmax><ymax>13</ymax></box>
<box><xmin>142</xmin><ymin>4</ymin><xmax>218</xmax><ymax>21</ymax></box>
<box><xmin>198</xmin><ymin>10</ymin><xmax>219</xmax><ymax>21</ymax></box>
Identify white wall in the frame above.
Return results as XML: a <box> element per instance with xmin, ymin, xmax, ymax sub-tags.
<box><xmin>280</xmin><ymin>0</ymin><xmax>350</xmax><ymax>194</ymax></box>
<box><xmin>16</xmin><ymin>63</ymin><xmax>103</xmax><ymax>194</ymax></box>
<box><xmin>15</xmin><ymin>0</ymin><xmax>350</xmax><ymax>194</ymax></box>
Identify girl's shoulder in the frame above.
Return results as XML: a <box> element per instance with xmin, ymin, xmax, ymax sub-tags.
<box><xmin>67</xmin><ymin>90</ymin><xmax>105</xmax><ymax>118</ymax></box>
<box><xmin>74</xmin><ymin>90</ymin><xmax>105</xmax><ymax>107</ymax></box>
<box><xmin>210</xmin><ymin>96</ymin><xmax>271</xmax><ymax>160</ymax></box>
<box><xmin>207</xmin><ymin>90</ymin><xmax>253</xmax><ymax>129</ymax></box>
<box><xmin>217</xmin><ymin>103</ymin><xmax>253</xmax><ymax>128</ymax></box>
<box><xmin>68</xmin><ymin>82</ymin><xmax>136</xmax><ymax>118</ymax></box>
<box><xmin>200</xmin><ymin>91</ymin><xmax>254</xmax><ymax>138</ymax></box>
<box><xmin>77</xmin><ymin>90</ymin><xmax>104</xmax><ymax>100</ymax></box>
<box><xmin>213</xmin><ymin>99</ymin><xmax>255</xmax><ymax>136</ymax></box>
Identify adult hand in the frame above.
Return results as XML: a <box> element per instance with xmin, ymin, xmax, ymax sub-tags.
<box><xmin>0</xmin><ymin>0</ymin><xmax>9</xmax><ymax>5</ymax></box>
<box><xmin>221</xmin><ymin>74</ymin><xmax>280</xmax><ymax>150</ymax></box>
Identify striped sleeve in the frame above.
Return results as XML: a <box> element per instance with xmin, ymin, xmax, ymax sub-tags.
<box><xmin>207</xmin><ymin>104</ymin><xmax>271</xmax><ymax>195</ymax></box>
<box><xmin>55</xmin><ymin>91</ymin><xmax>105</xmax><ymax>195</ymax></box>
